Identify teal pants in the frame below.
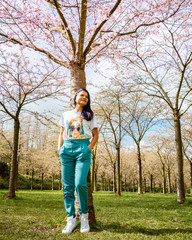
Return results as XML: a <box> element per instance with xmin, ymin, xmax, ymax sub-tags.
<box><xmin>58</xmin><ymin>139</ymin><xmax>92</xmax><ymax>217</ymax></box>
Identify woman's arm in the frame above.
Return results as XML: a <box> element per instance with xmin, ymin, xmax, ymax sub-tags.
<box><xmin>58</xmin><ymin>127</ymin><xmax>65</xmax><ymax>150</ymax></box>
<box><xmin>88</xmin><ymin>128</ymin><xmax>99</xmax><ymax>150</ymax></box>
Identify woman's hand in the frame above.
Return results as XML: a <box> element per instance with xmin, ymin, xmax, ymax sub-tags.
<box><xmin>88</xmin><ymin>128</ymin><xmax>99</xmax><ymax>150</ymax></box>
<box><xmin>58</xmin><ymin>127</ymin><xmax>65</xmax><ymax>151</ymax></box>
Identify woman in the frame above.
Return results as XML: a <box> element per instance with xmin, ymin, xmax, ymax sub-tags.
<box><xmin>58</xmin><ymin>89</ymin><xmax>99</xmax><ymax>234</ymax></box>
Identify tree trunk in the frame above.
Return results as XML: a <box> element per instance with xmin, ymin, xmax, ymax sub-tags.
<box><xmin>137</xmin><ymin>143</ymin><xmax>143</xmax><ymax>194</ymax></box>
<box><xmin>116</xmin><ymin>146</ymin><xmax>121</xmax><ymax>196</ymax></box>
<box><xmin>173</xmin><ymin>110</ymin><xmax>185</xmax><ymax>202</ymax></box>
<box><xmin>162</xmin><ymin>163</ymin><xmax>166</xmax><ymax>194</ymax></box>
<box><xmin>41</xmin><ymin>173</ymin><xmax>44</xmax><ymax>191</ymax></box>
<box><xmin>150</xmin><ymin>174</ymin><xmax>153</xmax><ymax>193</ymax></box>
<box><xmin>15</xmin><ymin>161</ymin><xmax>19</xmax><ymax>191</ymax></box>
<box><xmin>120</xmin><ymin>174</ymin><xmax>122</xmax><ymax>193</ymax></box>
<box><xmin>31</xmin><ymin>169</ymin><xmax>34</xmax><ymax>190</ymax></box>
<box><xmin>190</xmin><ymin>161</ymin><xmax>192</xmax><ymax>196</ymax></box>
<box><xmin>7</xmin><ymin>118</ymin><xmax>20</xmax><ymax>199</ymax></box>
<box><xmin>91</xmin><ymin>152</ymin><xmax>96</xmax><ymax>188</ymax></box>
<box><xmin>70</xmin><ymin>62</ymin><xmax>86</xmax><ymax>100</ymax></box>
<box><xmin>15</xmin><ymin>142</ymin><xmax>21</xmax><ymax>191</ymax></box>
<box><xmin>104</xmin><ymin>178</ymin><xmax>107</xmax><ymax>191</ymax></box>
<box><xmin>143</xmin><ymin>177</ymin><xmax>146</xmax><ymax>193</ymax></box>
<box><xmin>52</xmin><ymin>174</ymin><xmax>54</xmax><ymax>190</ymax></box>
<box><xmin>167</xmin><ymin>167</ymin><xmax>171</xmax><ymax>194</ymax></box>
<box><xmin>94</xmin><ymin>172</ymin><xmax>97</xmax><ymax>191</ymax></box>
<box><xmin>59</xmin><ymin>171</ymin><xmax>61</xmax><ymax>190</ymax></box>
<box><xmin>132</xmin><ymin>179</ymin><xmax>135</xmax><ymax>192</ymax></box>
<box><xmin>124</xmin><ymin>175</ymin><xmax>127</xmax><ymax>192</ymax></box>
<box><xmin>87</xmin><ymin>170</ymin><xmax>95</xmax><ymax>224</ymax></box>
<box><xmin>101</xmin><ymin>175</ymin><xmax>104</xmax><ymax>191</ymax></box>
<box><xmin>113</xmin><ymin>162</ymin><xmax>116</xmax><ymax>193</ymax></box>
<box><xmin>108</xmin><ymin>179</ymin><xmax>111</xmax><ymax>191</ymax></box>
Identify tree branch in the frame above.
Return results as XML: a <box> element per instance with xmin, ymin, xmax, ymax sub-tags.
<box><xmin>84</xmin><ymin>0</ymin><xmax>122</xmax><ymax>56</ymax></box>
<box><xmin>52</xmin><ymin>0</ymin><xmax>76</xmax><ymax>55</ymax></box>
<box><xmin>0</xmin><ymin>33</ymin><xmax>70</xmax><ymax>68</ymax></box>
<box><xmin>76</xmin><ymin>0</ymin><xmax>87</xmax><ymax>63</ymax></box>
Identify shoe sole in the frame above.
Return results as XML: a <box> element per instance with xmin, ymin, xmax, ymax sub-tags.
<box><xmin>80</xmin><ymin>228</ymin><xmax>90</xmax><ymax>233</ymax></box>
<box><xmin>62</xmin><ymin>225</ymin><xmax>77</xmax><ymax>234</ymax></box>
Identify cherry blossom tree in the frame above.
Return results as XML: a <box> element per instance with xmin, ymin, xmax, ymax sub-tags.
<box><xmin>0</xmin><ymin>50</ymin><xmax>64</xmax><ymax>198</ymax></box>
<box><xmin>119</xmin><ymin>12</ymin><xmax>192</xmax><ymax>202</ymax></box>
<box><xmin>96</xmin><ymin>82</ymin><xmax>129</xmax><ymax>196</ymax></box>
<box><xmin>182</xmin><ymin>117</ymin><xmax>192</xmax><ymax>195</ymax></box>
<box><xmin>122</xmin><ymin>91</ymin><xmax>161</xmax><ymax>194</ymax></box>
<box><xmin>0</xmin><ymin>0</ymin><xmax>188</xmax><ymax>96</ymax></box>
<box><xmin>149</xmin><ymin>133</ymin><xmax>176</xmax><ymax>194</ymax></box>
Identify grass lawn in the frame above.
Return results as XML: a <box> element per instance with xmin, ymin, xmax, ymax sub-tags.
<box><xmin>0</xmin><ymin>190</ymin><xmax>192</xmax><ymax>240</ymax></box>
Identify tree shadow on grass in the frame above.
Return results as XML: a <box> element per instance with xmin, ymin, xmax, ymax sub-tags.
<box><xmin>91</xmin><ymin>221</ymin><xmax>192</xmax><ymax>236</ymax></box>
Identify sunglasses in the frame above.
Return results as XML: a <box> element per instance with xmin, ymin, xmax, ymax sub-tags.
<box><xmin>70</xmin><ymin>126</ymin><xmax>82</xmax><ymax>132</ymax></box>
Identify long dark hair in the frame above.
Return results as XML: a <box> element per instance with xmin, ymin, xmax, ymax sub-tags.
<box><xmin>73</xmin><ymin>88</ymin><xmax>94</xmax><ymax>121</ymax></box>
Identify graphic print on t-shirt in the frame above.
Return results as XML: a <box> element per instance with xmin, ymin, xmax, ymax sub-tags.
<box><xmin>67</xmin><ymin>116</ymin><xmax>84</xmax><ymax>139</ymax></box>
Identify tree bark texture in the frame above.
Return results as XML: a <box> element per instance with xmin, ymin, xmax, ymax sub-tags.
<box><xmin>150</xmin><ymin>174</ymin><xmax>153</xmax><ymax>193</ymax></box>
<box><xmin>101</xmin><ymin>175</ymin><xmax>104</xmax><ymax>191</ymax></box>
<box><xmin>91</xmin><ymin>152</ymin><xmax>96</xmax><ymax>189</ymax></box>
<box><xmin>7</xmin><ymin>119</ymin><xmax>20</xmax><ymax>199</ymax></box>
<box><xmin>87</xmin><ymin>170</ymin><xmax>96</xmax><ymax>224</ymax></box>
<box><xmin>116</xmin><ymin>147</ymin><xmax>121</xmax><ymax>196</ymax></box>
<box><xmin>143</xmin><ymin>178</ymin><xmax>146</xmax><ymax>193</ymax></box>
<box><xmin>173</xmin><ymin>110</ymin><xmax>185</xmax><ymax>202</ymax></box>
<box><xmin>31</xmin><ymin>169</ymin><xmax>34</xmax><ymax>190</ymax></box>
<box><xmin>52</xmin><ymin>174</ymin><xmax>54</xmax><ymax>190</ymax></box>
<box><xmin>168</xmin><ymin>167</ymin><xmax>171</xmax><ymax>194</ymax></box>
<box><xmin>190</xmin><ymin>161</ymin><xmax>192</xmax><ymax>196</ymax></box>
<box><xmin>59</xmin><ymin>171</ymin><xmax>61</xmax><ymax>190</ymax></box>
<box><xmin>94</xmin><ymin>172</ymin><xmax>97</xmax><ymax>191</ymax></box>
<box><xmin>113</xmin><ymin>162</ymin><xmax>116</xmax><ymax>193</ymax></box>
<box><xmin>137</xmin><ymin>143</ymin><xmax>143</xmax><ymax>194</ymax></box>
<box><xmin>41</xmin><ymin>173</ymin><xmax>44</xmax><ymax>191</ymax></box>
<box><xmin>108</xmin><ymin>179</ymin><xmax>111</xmax><ymax>191</ymax></box>
<box><xmin>162</xmin><ymin>164</ymin><xmax>166</xmax><ymax>194</ymax></box>
<box><xmin>70</xmin><ymin>63</ymin><xmax>86</xmax><ymax>101</ymax></box>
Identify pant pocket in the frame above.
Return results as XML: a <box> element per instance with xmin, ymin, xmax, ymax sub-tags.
<box><xmin>81</xmin><ymin>143</ymin><xmax>91</xmax><ymax>155</ymax></box>
<box><xmin>58</xmin><ymin>145</ymin><xmax>65</xmax><ymax>155</ymax></box>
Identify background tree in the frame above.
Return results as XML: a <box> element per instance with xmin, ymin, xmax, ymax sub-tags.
<box><xmin>121</xmin><ymin>89</ymin><xmax>160</xmax><ymax>194</ymax></box>
<box><xmin>120</xmin><ymin>15</ymin><xmax>192</xmax><ymax>202</ymax></box>
<box><xmin>0</xmin><ymin>51</ymin><xmax>64</xmax><ymax>198</ymax></box>
<box><xmin>97</xmin><ymin>84</ymin><xmax>127</xmax><ymax>196</ymax></box>
<box><xmin>101</xmin><ymin>131</ymin><xmax>117</xmax><ymax>193</ymax></box>
<box><xmin>0</xmin><ymin>126</ymin><xmax>12</xmax><ymax>164</ymax></box>
<box><xmin>149</xmin><ymin>133</ymin><xmax>176</xmax><ymax>194</ymax></box>
<box><xmin>182</xmin><ymin>116</ymin><xmax>192</xmax><ymax>195</ymax></box>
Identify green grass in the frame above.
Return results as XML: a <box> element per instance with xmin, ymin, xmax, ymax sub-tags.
<box><xmin>0</xmin><ymin>190</ymin><xmax>192</xmax><ymax>240</ymax></box>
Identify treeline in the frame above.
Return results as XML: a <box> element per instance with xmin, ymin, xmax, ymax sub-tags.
<box><xmin>1</xmin><ymin>160</ymin><xmax>191</xmax><ymax>194</ymax></box>
<box><xmin>2</xmin><ymin>171</ymin><xmax>191</xmax><ymax>194</ymax></box>
<box><xmin>0</xmin><ymin>161</ymin><xmax>61</xmax><ymax>190</ymax></box>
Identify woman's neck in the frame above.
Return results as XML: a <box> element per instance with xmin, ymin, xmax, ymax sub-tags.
<box><xmin>74</xmin><ymin>105</ymin><xmax>83</xmax><ymax>112</ymax></box>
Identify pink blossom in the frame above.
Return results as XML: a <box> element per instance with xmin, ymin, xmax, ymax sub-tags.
<box><xmin>0</xmin><ymin>0</ymin><xmax>190</xmax><ymax>65</ymax></box>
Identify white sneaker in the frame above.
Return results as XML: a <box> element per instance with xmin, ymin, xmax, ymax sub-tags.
<box><xmin>62</xmin><ymin>216</ymin><xmax>76</xmax><ymax>234</ymax></box>
<box><xmin>80</xmin><ymin>213</ymin><xmax>90</xmax><ymax>233</ymax></box>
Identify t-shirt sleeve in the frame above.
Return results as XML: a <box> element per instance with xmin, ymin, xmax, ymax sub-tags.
<box><xmin>59</xmin><ymin>112</ymin><xmax>65</xmax><ymax>127</ymax></box>
<box><xmin>90</xmin><ymin>114</ymin><xmax>98</xmax><ymax>130</ymax></box>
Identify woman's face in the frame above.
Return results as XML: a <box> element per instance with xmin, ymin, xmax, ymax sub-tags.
<box><xmin>75</xmin><ymin>91</ymin><xmax>89</xmax><ymax>107</ymax></box>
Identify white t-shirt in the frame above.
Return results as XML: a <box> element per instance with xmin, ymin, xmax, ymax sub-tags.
<box><xmin>59</xmin><ymin>110</ymin><xmax>97</xmax><ymax>140</ymax></box>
